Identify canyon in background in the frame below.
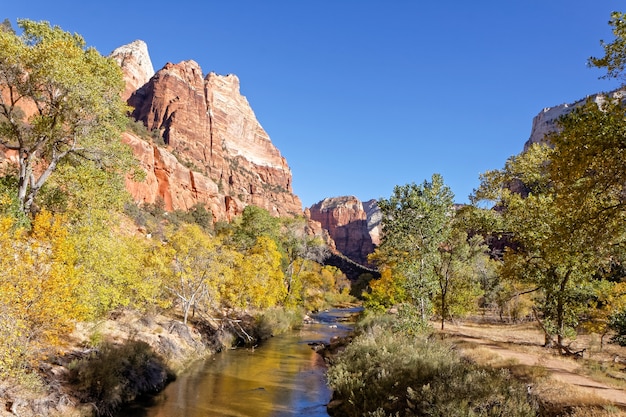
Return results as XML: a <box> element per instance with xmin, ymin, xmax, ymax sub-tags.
<box><xmin>113</xmin><ymin>40</ymin><xmax>612</xmax><ymax>270</ymax></box>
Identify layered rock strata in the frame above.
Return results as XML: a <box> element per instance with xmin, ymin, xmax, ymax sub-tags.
<box><xmin>112</xmin><ymin>41</ymin><xmax>302</xmax><ymax>220</ymax></box>
<box><xmin>307</xmin><ymin>196</ymin><xmax>380</xmax><ymax>266</ymax></box>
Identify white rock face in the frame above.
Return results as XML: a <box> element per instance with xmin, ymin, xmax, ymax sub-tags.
<box><xmin>525</xmin><ymin>103</ymin><xmax>573</xmax><ymax>150</ymax></box>
<box><xmin>364</xmin><ymin>199</ymin><xmax>381</xmax><ymax>246</ymax></box>
<box><xmin>524</xmin><ymin>90</ymin><xmax>624</xmax><ymax>151</ymax></box>
<box><xmin>110</xmin><ymin>40</ymin><xmax>155</xmax><ymax>100</ymax></box>
<box><xmin>205</xmin><ymin>72</ymin><xmax>287</xmax><ymax>171</ymax></box>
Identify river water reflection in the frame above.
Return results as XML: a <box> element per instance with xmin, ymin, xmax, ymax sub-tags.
<box><xmin>119</xmin><ymin>308</ymin><xmax>360</xmax><ymax>417</ymax></box>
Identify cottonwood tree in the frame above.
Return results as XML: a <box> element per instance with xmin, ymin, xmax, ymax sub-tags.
<box><xmin>468</xmin><ymin>13</ymin><xmax>626</xmax><ymax>348</ymax></box>
<box><xmin>217</xmin><ymin>233</ymin><xmax>283</xmax><ymax>310</ymax></box>
<box><xmin>230</xmin><ymin>205</ymin><xmax>281</xmax><ymax>251</ymax></box>
<box><xmin>280</xmin><ymin>216</ymin><xmax>329</xmax><ymax>304</ymax></box>
<box><xmin>236</xmin><ymin>236</ymin><xmax>286</xmax><ymax>309</ymax></box>
<box><xmin>376</xmin><ymin>174</ymin><xmax>454</xmax><ymax>327</ymax></box>
<box><xmin>585</xmin><ymin>10</ymin><xmax>626</xmax><ymax>346</ymax></box>
<box><xmin>165</xmin><ymin>224</ymin><xmax>226</xmax><ymax>324</ymax></box>
<box><xmin>473</xmin><ymin>107</ymin><xmax>626</xmax><ymax>350</ymax></box>
<box><xmin>434</xmin><ymin>228</ymin><xmax>487</xmax><ymax>330</ymax></box>
<box><xmin>588</xmin><ymin>11</ymin><xmax>626</xmax><ymax>82</ymax></box>
<box><xmin>0</xmin><ymin>211</ymin><xmax>87</xmax><ymax>376</ymax></box>
<box><xmin>374</xmin><ymin>175</ymin><xmax>488</xmax><ymax>329</ymax></box>
<box><xmin>0</xmin><ymin>19</ymin><xmax>133</xmax><ymax>215</ymax></box>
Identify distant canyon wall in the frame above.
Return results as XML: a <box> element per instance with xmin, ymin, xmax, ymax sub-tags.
<box><xmin>523</xmin><ymin>89</ymin><xmax>624</xmax><ymax>151</ymax></box>
<box><xmin>307</xmin><ymin>196</ymin><xmax>381</xmax><ymax>267</ymax></box>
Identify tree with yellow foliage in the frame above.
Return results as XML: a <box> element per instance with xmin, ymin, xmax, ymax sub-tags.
<box><xmin>0</xmin><ymin>211</ymin><xmax>86</xmax><ymax>377</ymax></box>
<box><xmin>165</xmin><ymin>224</ymin><xmax>226</xmax><ymax>323</ymax></box>
<box><xmin>364</xmin><ymin>267</ymin><xmax>406</xmax><ymax>312</ymax></box>
<box><xmin>235</xmin><ymin>236</ymin><xmax>286</xmax><ymax>309</ymax></box>
<box><xmin>0</xmin><ymin>20</ymin><xmax>135</xmax><ymax>215</ymax></box>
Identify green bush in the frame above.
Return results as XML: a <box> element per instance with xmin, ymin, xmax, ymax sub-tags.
<box><xmin>326</xmin><ymin>317</ymin><xmax>535</xmax><ymax>417</ymax></box>
<box><xmin>609</xmin><ymin>310</ymin><xmax>626</xmax><ymax>346</ymax></box>
<box><xmin>256</xmin><ymin>307</ymin><xmax>304</xmax><ymax>339</ymax></box>
<box><xmin>126</xmin><ymin>118</ymin><xmax>165</xmax><ymax>145</ymax></box>
<box><xmin>0</xmin><ymin>175</ymin><xmax>30</xmax><ymax>228</ymax></box>
<box><xmin>170</xmin><ymin>203</ymin><xmax>213</xmax><ymax>232</ymax></box>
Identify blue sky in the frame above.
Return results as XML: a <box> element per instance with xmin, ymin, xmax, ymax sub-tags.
<box><xmin>3</xmin><ymin>1</ymin><xmax>623</xmax><ymax>207</ymax></box>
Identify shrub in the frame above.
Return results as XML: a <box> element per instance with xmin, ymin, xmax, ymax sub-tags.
<box><xmin>126</xmin><ymin>118</ymin><xmax>165</xmax><ymax>146</ymax></box>
<box><xmin>0</xmin><ymin>175</ymin><xmax>30</xmax><ymax>228</ymax></box>
<box><xmin>326</xmin><ymin>316</ymin><xmax>535</xmax><ymax>417</ymax></box>
<box><xmin>256</xmin><ymin>307</ymin><xmax>304</xmax><ymax>339</ymax></box>
<box><xmin>608</xmin><ymin>310</ymin><xmax>626</xmax><ymax>346</ymax></box>
<box><xmin>68</xmin><ymin>340</ymin><xmax>174</xmax><ymax>416</ymax></box>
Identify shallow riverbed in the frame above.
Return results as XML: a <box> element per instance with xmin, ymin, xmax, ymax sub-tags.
<box><xmin>117</xmin><ymin>308</ymin><xmax>359</xmax><ymax>417</ymax></box>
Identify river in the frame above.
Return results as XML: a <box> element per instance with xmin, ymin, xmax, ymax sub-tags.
<box><xmin>118</xmin><ymin>308</ymin><xmax>360</xmax><ymax>417</ymax></box>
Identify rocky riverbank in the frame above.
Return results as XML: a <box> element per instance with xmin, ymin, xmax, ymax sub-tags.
<box><xmin>0</xmin><ymin>308</ymin><xmax>301</xmax><ymax>417</ymax></box>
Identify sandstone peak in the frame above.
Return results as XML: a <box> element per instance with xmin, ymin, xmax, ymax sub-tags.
<box><xmin>110</xmin><ymin>40</ymin><xmax>155</xmax><ymax>101</ymax></box>
<box><xmin>125</xmin><ymin>56</ymin><xmax>302</xmax><ymax>220</ymax></box>
<box><xmin>363</xmin><ymin>199</ymin><xmax>382</xmax><ymax>246</ymax></box>
<box><xmin>160</xmin><ymin>60</ymin><xmax>205</xmax><ymax>86</ymax></box>
<box><xmin>207</xmin><ymin>72</ymin><xmax>240</xmax><ymax>93</ymax></box>
<box><xmin>314</xmin><ymin>196</ymin><xmax>363</xmax><ymax>212</ymax></box>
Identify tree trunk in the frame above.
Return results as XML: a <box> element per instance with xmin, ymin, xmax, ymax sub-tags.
<box><xmin>440</xmin><ymin>291</ymin><xmax>446</xmax><ymax>330</ymax></box>
<box><xmin>533</xmin><ymin>307</ymin><xmax>555</xmax><ymax>347</ymax></box>
<box><xmin>17</xmin><ymin>151</ymin><xmax>30</xmax><ymax>213</ymax></box>
<box><xmin>556</xmin><ymin>271</ymin><xmax>571</xmax><ymax>353</ymax></box>
<box><xmin>183</xmin><ymin>303</ymin><xmax>189</xmax><ymax>324</ymax></box>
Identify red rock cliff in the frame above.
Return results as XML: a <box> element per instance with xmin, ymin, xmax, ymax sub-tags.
<box><xmin>113</xmin><ymin>41</ymin><xmax>302</xmax><ymax>220</ymax></box>
<box><xmin>307</xmin><ymin>196</ymin><xmax>380</xmax><ymax>266</ymax></box>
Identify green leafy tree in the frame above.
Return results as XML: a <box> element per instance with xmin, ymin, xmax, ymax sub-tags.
<box><xmin>279</xmin><ymin>216</ymin><xmax>329</xmax><ymax>304</ymax></box>
<box><xmin>0</xmin><ymin>19</ymin><xmax>133</xmax><ymax>215</ymax></box>
<box><xmin>609</xmin><ymin>308</ymin><xmax>626</xmax><ymax>346</ymax></box>
<box><xmin>434</xmin><ymin>228</ymin><xmax>487</xmax><ymax>329</ymax></box>
<box><xmin>0</xmin><ymin>175</ymin><xmax>29</xmax><ymax>227</ymax></box>
<box><xmin>43</xmin><ymin>163</ymin><xmax>131</xmax><ymax>226</ymax></box>
<box><xmin>376</xmin><ymin>174</ymin><xmax>454</xmax><ymax>325</ymax></box>
<box><xmin>231</xmin><ymin>205</ymin><xmax>280</xmax><ymax>251</ymax></box>
<box><xmin>474</xmin><ymin>130</ymin><xmax>626</xmax><ymax>350</ymax></box>
<box><xmin>588</xmin><ymin>11</ymin><xmax>626</xmax><ymax>82</ymax></box>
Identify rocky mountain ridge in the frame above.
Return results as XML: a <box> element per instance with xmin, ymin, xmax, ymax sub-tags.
<box><xmin>112</xmin><ymin>40</ymin><xmax>302</xmax><ymax>221</ymax></box>
<box><xmin>524</xmin><ymin>89</ymin><xmax>624</xmax><ymax>151</ymax></box>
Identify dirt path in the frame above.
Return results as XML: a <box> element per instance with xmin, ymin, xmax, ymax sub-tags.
<box><xmin>440</xmin><ymin>320</ymin><xmax>626</xmax><ymax>410</ymax></box>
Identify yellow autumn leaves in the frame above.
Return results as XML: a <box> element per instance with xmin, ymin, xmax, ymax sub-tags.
<box><xmin>161</xmin><ymin>224</ymin><xmax>289</xmax><ymax>324</ymax></box>
<box><xmin>0</xmin><ymin>207</ymin><xmax>347</xmax><ymax>379</ymax></box>
<box><xmin>0</xmin><ymin>212</ymin><xmax>86</xmax><ymax>377</ymax></box>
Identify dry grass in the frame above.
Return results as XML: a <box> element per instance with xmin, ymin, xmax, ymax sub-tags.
<box><xmin>532</xmin><ymin>379</ymin><xmax>624</xmax><ymax>416</ymax></box>
<box><xmin>440</xmin><ymin>314</ymin><xmax>626</xmax><ymax>414</ymax></box>
<box><xmin>581</xmin><ymin>360</ymin><xmax>626</xmax><ymax>390</ymax></box>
